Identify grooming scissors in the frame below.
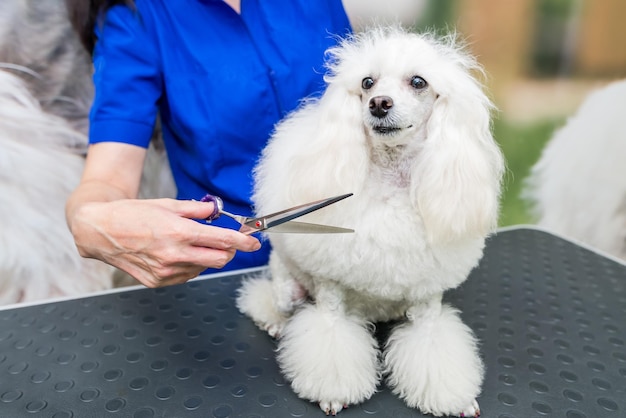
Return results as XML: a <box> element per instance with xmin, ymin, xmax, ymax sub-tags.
<box><xmin>200</xmin><ymin>193</ymin><xmax>354</xmax><ymax>235</ymax></box>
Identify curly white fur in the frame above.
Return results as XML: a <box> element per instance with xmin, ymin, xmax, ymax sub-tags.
<box><xmin>0</xmin><ymin>0</ymin><xmax>119</xmax><ymax>304</ymax></box>
<box><xmin>0</xmin><ymin>70</ymin><xmax>115</xmax><ymax>304</ymax></box>
<box><xmin>524</xmin><ymin>79</ymin><xmax>626</xmax><ymax>261</ymax></box>
<box><xmin>237</xmin><ymin>26</ymin><xmax>504</xmax><ymax>416</ymax></box>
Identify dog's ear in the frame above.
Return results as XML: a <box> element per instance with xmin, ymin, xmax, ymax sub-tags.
<box><xmin>253</xmin><ymin>81</ymin><xmax>368</xmax><ymax>211</ymax></box>
<box><xmin>292</xmin><ymin>82</ymin><xmax>370</xmax><ymax>198</ymax></box>
<box><xmin>410</xmin><ymin>81</ymin><xmax>505</xmax><ymax>243</ymax></box>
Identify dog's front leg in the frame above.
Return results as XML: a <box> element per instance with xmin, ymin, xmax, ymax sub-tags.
<box><xmin>236</xmin><ymin>253</ymin><xmax>307</xmax><ymax>338</ymax></box>
<box><xmin>269</xmin><ymin>251</ymin><xmax>309</xmax><ymax>315</ymax></box>
<box><xmin>383</xmin><ymin>294</ymin><xmax>484</xmax><ymax>417</ymax></box>
<box><xmin>277</xmin><ymin>282</ymin><xmax>380</xmax><ymax>415</ymax></box>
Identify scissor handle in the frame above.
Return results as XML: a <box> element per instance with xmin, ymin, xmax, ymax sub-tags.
<box><xmin>200</xmin><ymin>194</ymin><xmax>223</xmax><ymax>221</ymax></box>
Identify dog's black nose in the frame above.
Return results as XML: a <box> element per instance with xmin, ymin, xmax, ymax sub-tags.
<box><xmin>369</xmin><ymin>96</ymin><xmax>393</xmax><ymax>118</ymax></box>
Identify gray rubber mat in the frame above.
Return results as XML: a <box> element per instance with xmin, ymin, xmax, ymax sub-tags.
<box><xmin>0</xmin><ymin>228</ymin><xmax>625</xmax><ymax>417</ymax></box>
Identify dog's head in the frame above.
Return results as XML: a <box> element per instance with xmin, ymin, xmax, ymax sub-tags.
<box><xmin>318</xmin><ymin>27</ymin><xmax>505</xmax><ymax>241</ymax></box>
<box><xmin>325</xmin><ymin>28</ymin><xmax>483</xmax><ymax>148</ymax></box>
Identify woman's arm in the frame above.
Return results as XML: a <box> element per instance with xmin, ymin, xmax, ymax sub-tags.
<box><xmin>66</xmin><ymin>142</ymin><xmax>261</xmax><ymax>288</ymax></box>
<box><xmin>67</xmin><ymin>142</ymin><xmax>145</xmax><ymax>206</ymax></box>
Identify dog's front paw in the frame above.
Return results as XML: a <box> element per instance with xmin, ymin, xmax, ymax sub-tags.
<box><xmin>458</xmin><ymin>399</ymin><xmax>480</xmax><ymax>417</ymax></box>
<box><xmin>237</xmin><ymin>276</ymin><xmax>288</xmax><ymax>338</ymax></box>
<box><xmin>278</xmin><ymin>305</ymin><xmax>379</xmax><ymax>414</ymax></box>
<box><xmin>384</xmin><ymin>304</ymin><xmax>484</xmax><ymax>417</ymax></box>
<box><xmin>257</xmin><ymin>319</ymin><xmax>286</xmax><ymax>339</ymax></box>
<box><xmin>319</xmin><ymin>400</ymin><xmax>347</xmax><ymax>416</ymax></box>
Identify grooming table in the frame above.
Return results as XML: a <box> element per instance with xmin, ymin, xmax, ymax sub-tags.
<box><xmin>1</xmin><ymin>227</ymin><xmax>624</xmax><ymax>417</ymax></box>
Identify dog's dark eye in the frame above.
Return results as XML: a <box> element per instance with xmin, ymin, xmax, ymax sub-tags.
<box><xmin>361</xmin><ymin>77</ymin><xmax>375</xmax><ymax>90</ymax></box>
<box><xmin>410</xmin><ymin>76</ymin><xmax>428</xmax><ymax>90</ymax></box>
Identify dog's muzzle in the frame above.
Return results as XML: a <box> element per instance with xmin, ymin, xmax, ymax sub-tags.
<box><xmin>369</xmin><ymin>95</ymin><xmax>403</xmax><ymax>135</ymax></box>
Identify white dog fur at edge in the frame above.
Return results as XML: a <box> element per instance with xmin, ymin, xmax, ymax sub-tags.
<box><xmin>524</xmin><ymin>80</ymin><xmax>626</xmax><ymax>261</ymax></box>
<box><xmin>237</xmin><ymin>26</ymin><xmax>505</xmax><ymax>417</ymax></box>
<box><xmin>0</xmin><ymin>70</ymin><xmax>115</xmax><ymax>303</ymax></box>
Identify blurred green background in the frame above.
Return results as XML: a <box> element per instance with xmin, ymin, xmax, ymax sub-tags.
<box><xmin>493</xmin><ymin>118</ymin><xmax>562</xmax><ymax>226</ymax></box>
<box><xmin>413</xmin><ymin>0</ymin><xmax>625</xmax><ymax>226</ymax></box>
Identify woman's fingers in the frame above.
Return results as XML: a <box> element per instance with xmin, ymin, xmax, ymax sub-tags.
<box><xmin>187</xmin><ymin>223</ymin><xmax>261</xmax><ymax>253</ymax></box>
<box><xmin>158</xmin><ymin>198</ymin><xmax>262</xmax><ymax>252</ymax></box>
<box><xmin>162</xmin><ymin>197</ymin><xmax>219</xmax><ymax>220</ymax></box>
<box><xmin>109</xmin><ymin>243</ymin><xmax>238</xmax><ymax>288</ymax></box>
<box><xmin>118</xmin><ymin>258</ymin><xmax>209</xmax><ymax>288</ymax></box>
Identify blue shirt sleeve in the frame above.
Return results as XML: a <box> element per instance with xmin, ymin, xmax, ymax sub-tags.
<box><xmin>89</xmin><ymin>5</ymin><xmax>161</xmax><ymax>148</ymax></box>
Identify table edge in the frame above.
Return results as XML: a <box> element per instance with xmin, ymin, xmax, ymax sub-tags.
<box><xmin>2</xmin><ymin>225</ymin><xmax>623</xmax><ymax>311</ymax></box>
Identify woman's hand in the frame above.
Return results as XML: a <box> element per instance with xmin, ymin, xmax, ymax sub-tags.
<box><xmin>65</xmin><ymin>142</ymin><xmax>260</xmax><ymax>288</ymax></box>
<box><xmin>68</xmin><ymin>197</ymin><xmax>261</xmax><ymax>287</ymax></box>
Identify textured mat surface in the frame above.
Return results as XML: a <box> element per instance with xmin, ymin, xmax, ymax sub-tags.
<box><xmin>1</xmin><ymin>228</ymin><xmax>625</xmax><ymax>417</ymax></box>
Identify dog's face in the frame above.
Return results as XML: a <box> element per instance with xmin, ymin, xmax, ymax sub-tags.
<box><xmin>359</xmin><ymin>71</ymin><xmax>438</xmax><ymax>146</ymax></box>
<box><xmin>324</xmin><ymin>30</ymin><xmax>485</xmax><ymax>150</ymax></box>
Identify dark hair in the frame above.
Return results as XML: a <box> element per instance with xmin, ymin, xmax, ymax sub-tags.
<box><xmin>65</xmin><ymin>0</ymin><xmax>135</xmax><ymax>54</ymax></box>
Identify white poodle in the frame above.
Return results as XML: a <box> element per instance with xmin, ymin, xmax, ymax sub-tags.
<box><xmin>237</xmin><ymin>26</ymin><xmax>504</xmax><ymax>416</ymax></box>
<box><xmin>524</xmin><ymin>80</ymin><xmax>626</xmax><ymax>261</ymax></box>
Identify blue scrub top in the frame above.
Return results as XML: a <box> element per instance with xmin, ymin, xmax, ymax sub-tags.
<box><xmin>89</xmin><ymin>0</ymin><xmax>351</xmax><ymax>271</ymax></box>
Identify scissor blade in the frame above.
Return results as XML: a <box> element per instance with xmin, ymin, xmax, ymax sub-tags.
<box><xmin>245</xmin><ymin>193</ymin><xmax>353</xmax><ymax>232</ymax></box>
<box><xmin>264</xmin><ymin>221</ymin><xmax>354</xmax><ymax>234</ymax></box>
